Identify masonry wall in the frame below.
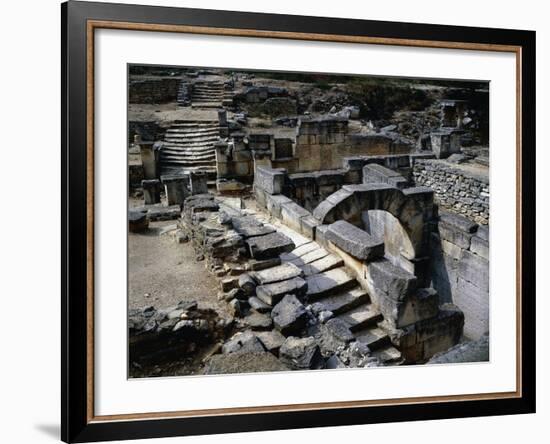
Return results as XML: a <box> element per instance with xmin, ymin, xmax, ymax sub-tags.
<box><xmin>430</xmin><ymin>212</ymin><xmax>489</xmax><ymax>340</ymax></box>
<box><xmin>129</xmin><ymin>78</ymin><xmax>181</xmax><ymax>104</ymax></box>
<box><xmin>413</xmin><ymin>159</ymin><xmax>489</xmax><ymax>225</ymax></box>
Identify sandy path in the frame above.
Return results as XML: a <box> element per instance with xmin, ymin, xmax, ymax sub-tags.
<box><xmin>128</xmin><ymin>220</ymin><xmax>228</xmax><ymax>316</ymax></box>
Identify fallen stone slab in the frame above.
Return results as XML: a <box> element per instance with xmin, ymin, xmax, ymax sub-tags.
<box><xmin>231</xmin><ymin>216</ymin><xmax>276</xmax><ymax>238</ymax></box>
<box><xmin>271</xmin><ymin>294</ymin><xmax>308</xmax><ymax>335</ymax></box>
<box><xmin>203</xmin><ymin>351</ymin><xmax>291</xmax><ymax>375</ymax></box>
<box><xmin>326</xmin><ymin>220</ymin><xmax>384</xmax><ymax>261</ymax></box>
<box><xmin>279</xmin><ymin>336</ymin><xmax>323</xmax><ymax>370</ymax></box>
<box><xmin>371</xmin><ymin>345</ymin><xmax>402</xmax><ymax>364</ymax></box>
<box><xmin>306</xmin><ymin>268</ymin><xmax>356</xmax><ymax>299</ymax></box>
<box><xmin>255</xmin><ymin>330</ymin><xmax>286</xmax><ymax>354</ymax></box>
<box><xmin>252</xmin><ymin>262</ymin><xmax>304</xmax><ymax>285</ymax></box>
<box><xmin>238</xmin><ymin>273</ymin><xmax>257</xmax><ymax>295</ymax></box>
<box><xmin>246</xmin><ymin>232</ymin><xmax>295</xmax><ymax>260</ymax></box>
<box><xmin>244</xmin><ymin>311</ymin><xmax>273</xmax><ymax>330</ymax></box>
<box><xmin>256</xmin><ymin>277</ymin><xmax>308</xmax><ymax>306</ymax></box>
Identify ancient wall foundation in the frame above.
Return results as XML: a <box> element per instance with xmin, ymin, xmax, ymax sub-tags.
<box><xmin>413</xmin><ymin>159</ymin><xmax>489</xmax><ymax>225</ymax></box>
<box><xmin>129</xmin><ymin>78</ymin><xmax>181</xmax><ymax>104</ymax></box>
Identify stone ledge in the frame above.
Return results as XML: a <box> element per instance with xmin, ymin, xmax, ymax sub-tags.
<box><xmin>325</xmin><ymin>220</ymin><xmax>384</xmax><ymax>261</ymax></box>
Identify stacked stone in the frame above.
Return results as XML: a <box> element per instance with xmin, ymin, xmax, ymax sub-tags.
<box><xmin>128</xmin><ymin>78</ymin><xmax>180</xmax><ymax>104</ymax></box>
<box><xmin>413</xmin><ymin>159</ymin><xmax>489</xmax><ymax>224</ymax></box>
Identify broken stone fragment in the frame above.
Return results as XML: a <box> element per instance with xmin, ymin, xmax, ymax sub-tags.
<box><xmin>279</xmin><ymin>336</ymin><xmax>323</xmax><ymax>370</ymax></box>
<box><xmin>246</xmin><ymin>231</ymin><xmax>295</xmax><ymax>260</ymax></box>
<box><xmin>231</xmin><ymin>216</ymin><xmax>275</xmax><ymax>238</ymax></box>
<box><xmin>244</xmin><ymin>311</ymin><xmax>273</xmax><ymax>330</ymax></box>
<box><xmin>325</xmin><ymin>220</ymin><xmax>384</xmax><ymax>261</ymax></box>
<box><xmin>248</xmin><ymin>296</ymin><xmax>271</xmax><ymax>313</ymax></box>
<box><xmin>255</xmin><ymin>330</ymin><xmax>286</xmax><ymax>354</ymax></box>
<box><xmin>238</xmin><ymin>273</ymin><xmax>257</xmax><ymax>295</ymax></box>
<box><xmin>271</xmin><ymin>294</ymin><xmax>308</xmax><ymax>335</ymax></box>
<box><xmin>320</xmin><ymin>318</ymin><xmax>354</xmax><ymax>354</ymax></box>
<box><xmin>222</xmin><ymin>331</ymin><xmax>265</xmax><ymax>354</ymax></box>
<box><xmin>220</xmin><ymin>276</ymin><xmax>239</xmax><ymax>292</ymax></box>
<box><xmin>256</xmin><ymin>277</ymin><xmax>308</xmax><ymax>306</ymax></box>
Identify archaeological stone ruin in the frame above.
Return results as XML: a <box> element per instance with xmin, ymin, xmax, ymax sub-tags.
<box><xmin>128</xmin><ymin>66</ymin><xmax>490</xmax><ymax>377</ymax></box>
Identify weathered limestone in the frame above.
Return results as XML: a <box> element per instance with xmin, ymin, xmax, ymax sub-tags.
<box><xmin>231</xmin><ymin>216</ymin><xmax>275</xmax><ymax>238</ymax></box>
<box><xmin>141</xmin><ymin>179</ymin><xmax>161</xmax><ymax>205</ymax></box>
<box><xmin>255</xmin><ymin>330</ymin><xmax>286</xmax><ymax>354</ymax></box>
<box><xmin>253</xmin><ymin>262</ymin><xmax>304</xmax><ymax>285</ymax></box>
<box><xmin>256</xmin><ymin>277</ymin><xmax>308</xmax><ymax>306</ymax></box>
<box><xmin>310</xmin><ymin>287</ymin><xmax>369</xmax><ymax>315</ymax></box>
<box><xmin>271</xmin><ymin>294</ymin><xmax>308</xmax><ymax>335</ymax></box>
<box><xmin>279</xmin><ymin>336</ymin><xmax>322</xmax><ymax>370</ymax></box>
<box><xmin>139</xmin><ymin>141</ymin><xmax>159</xmax><ymax>180</ymax></box>
<box><xmin>246</xmin><ymin>232</ymin><xmax>295</xmax><ymax>259</ymax></box>
<box><xmin>189</xmin><ymin>172</ymin><xmax>209</xmax><ymax>195</ymax></box>
<box><xmin>362</xmin><ymin>164</ymin><xmax>409</xmax><ymax>189</ymax></box>
<box><xmin>306</xmin><ymin>268</ymin><xmax>356</xmax><ymax>299</ymax></box>
<box><xmin>161</xmin><ymin>174</ymin><xmax>189</xmax><ymax>206</ymax></box>
<box><xmin>254</xmin><ymin>166</ymin><xmax>286</xmax><ymax>194</ymax></box>
<box><xmin>325</xmin><ymin>220</ymin><xmax>384</xmax><ymax>261</ymax></box>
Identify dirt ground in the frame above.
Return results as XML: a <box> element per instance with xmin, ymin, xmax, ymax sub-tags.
<box><xmin>128</xmin><ymin>219</ymin><xmax>228</xmax><ymax>316</ymax></box>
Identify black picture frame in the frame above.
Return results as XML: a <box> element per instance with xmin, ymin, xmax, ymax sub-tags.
<box><xmin>61</xmin><ymin>1</ymin><xmax>536</xmax><ymax>442</ymax></box>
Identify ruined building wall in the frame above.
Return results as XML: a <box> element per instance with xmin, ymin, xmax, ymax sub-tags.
<box><xmin>413</xmin><ymin>159</ymin><xmax>489</xmax><ymax>225</ymax></box>
<box><xmin>129</xmin><ymin>78</ymin><xmax>181</xmax><ymax>104</ymax></box>
<box><xmin>430</xmin><ymin>212</ymin><xmax>489</xmax><ymax>340</ymax></box>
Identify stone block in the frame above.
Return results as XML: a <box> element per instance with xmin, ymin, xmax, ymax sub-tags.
<box><xmin>301</xmin><ymin>215</ymin><xmax>321</xmax><ymax>239</ymax></box>
<box><xmin>141</xmin><ymin>179</ymin><xmax>161</xmax><ymax>205</ymax></box>
<box><xmin>366</xmin><ymin>259</ymin><xmax>417</xmax><ymax>301</ymax></box>
<box><xmin>439</xmin><ymin>210</ymin><xmax>478</xmax><ymax>233</ymax></box>
<box><xmin>253</xmin><ymin>262</ymin><xmax>303</xmax><ymax>285</ymax></box>
<box><xmin>254</xmin><ymin>166</ymin><xmax>286</xmax><ymax>195</ymax></box>
<box><xmin>246</xmin><ymin>232</ymin><xmax>295</xmax><ymax>260</ymax></box>
<box><xmin>189</xmin><ymin>172</ymin><xmax>208</xmax><ymax>195</ymax></box>
<box><xmin>438</xmin><ymin>221</ymin><xmax>473</xmax><ymax>250</ymax></box>
<box><xmin>231</xmin><ymin>216</ymin><xmax>275</xmax><ymax>238</ymax></box>
<box><xmin>265</xmin><ymin>194</ymin><xmax>292</xmax><ymax>219</ymax></box>
<box><xmin>470</xmin><ymin>235</ymin><xmax>489</xmax><ymax>260</ymax></box>
<box><xmin>279</xmin><ymin>336</ymin><xmax>323</xmax><ymax>370</ymax></box>
<box><xmin>280</xmin><ymin>201</ymin><xmax>311</xmax><ymax>233</ymax></box>
<box><xmin>128</xmin><ymin>210</ymin><xmax>149</xmax><ymax>233</ymax></box>
<box><xmin>271</xmin><ymin>294</ymin><xmax>308</xmax><ymax>335</ymax></box>
<box><xmin>458</xmin><ymin>250</ymin><xmax>489</xmax><ymax>293</ymax></box>
<box><xmin>255</xmin><ymin>330</ymin><xmax>286</xmax><ymax>354</ymax></box>
<box><xmin>256</xmin><ymin>277</ymin><xmax>308</xmax><ymax>306</ymax></box>
<box><xmin>314</xmin><ymin>224</ymin><xmax>330</xmax><ymax>247</ymax></box>
<box><xmin>161</xmin><ymin>175</ymin><xmax>189</xmax><ymax>206</ymax></box>
<box><xmin>325</xmin><ymin>220</ymin><xmax>384</xmax><ymax>261</ymax></box>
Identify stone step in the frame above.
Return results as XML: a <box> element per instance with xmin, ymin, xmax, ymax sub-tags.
<box><xmin>160</xmin><ymin>154</ymin><xmax>215</xmax><ymax>162</ymax></box>
<box><xmin>163</xmin><ymin>142</ymin><xmax>216</xmax><ymax>149</ymax></box>
<box><xmin>170</xmin><ymin>122</ymin><xmax>219</xmax><ymax>127</ymax></box>
<box><xmin>336</xmin><ymin>305</ymin><xmax>382</xmax><ymax>332</ymax></box>
<box><xmin>256</xmin><ymin>276</ymin><xmax>307</xmax><ymax>306</ymax></box>
<box><xmin>160</xmin><ymin>159</ymin><xmax>215</xmax><ymax>167</ymax></box>
<box><xmin>165</xmin><ymin>128</ymin><xmax>220</xmax><ymax>135</ymax></box>
<box><xmin>164</xmin><ymin>136</ymin><xmax>219</xmax><ymax>143</ymax></box>
<box><xmin>280</xmin><ymin>242</ymin><xmax>318</xmax><ymax>261</ymax></box>
<box><xmin>300</xmin><ymin>254</ymin><xmax>344</xmax><ymax>277</ymax></box>
<box><xmin>371</xmin><ymin>345</ymin><xmax>403</xmax><ymax>364</ymax></box>
<box><xmin>160</xmin><ymin>147</ymin><xmax>216</xmax><ymax>155</ymax></box>
<box><xmin>354</xmin><ymin>326</ymin><xmax>390</xmax><ymax>350</ymax></box>
<box><xmin>289</xmin><ymin>248</ymin><xmax>329</xmax><ymax>267</ymax></box>
<box><xmin>252</xmin><ymin>262</ymin><xmax>304</xmax><ymax>285</ymax></box>
<box><xmin>246</xmin><ymin>231</ymin><xmax>296</xmax><ymax>260</ymax></box>
<box><xmin>312</xmin><ymin>287</ymin><xmax>369</xmax><ymax>315</ymax></box>
<box><xmin>192</xmin><ymin>102</ymin><xmax>223</xmax><ymax>108</ymax></box>
<box><xmin>306</xmin><ymin>268</ymin><xmax>356</xmax><ymax>300</ymax></box>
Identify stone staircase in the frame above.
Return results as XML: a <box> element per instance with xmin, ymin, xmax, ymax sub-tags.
<box><xmin>159</xmin><ymin>120</ymin><xmax>220</xmax><ymax>176</ymax></box>
<box><xmin>237</xmin><ymin>216</ymin><xmax>402</xmax><ymax>364</ymax></box>
<box><xmin>191</xmin><ymin>81</ymin><xmax>226</xmax><ymax>108</ymax></box>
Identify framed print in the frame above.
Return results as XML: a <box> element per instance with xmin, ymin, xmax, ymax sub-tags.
<box><xmin>61</xmin><ymin>1</ymin><xmax>536</xmax><ymax>442</ymax></box>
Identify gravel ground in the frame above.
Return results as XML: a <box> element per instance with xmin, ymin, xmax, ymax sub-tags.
<box><xmin>128</xmin><ymin>219</ymin><xmax>229</xmax><ymax>316</ymax></box>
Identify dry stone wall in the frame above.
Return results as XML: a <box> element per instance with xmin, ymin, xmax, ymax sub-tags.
<box><xmin>129</xmin><ymin>78</ymin><xmax>181</xmax><ymax>104</ymax></box>
<box><xmin>413</xmin><ymin>159</ymin><xmax>489</xmax><ymax>224</ymax></box>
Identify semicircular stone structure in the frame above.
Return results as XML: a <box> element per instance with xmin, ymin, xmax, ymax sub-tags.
<box><xmin>312</xmin><ymin>183</ymin><xmax>435</xmax><ymax>261</ymax></box>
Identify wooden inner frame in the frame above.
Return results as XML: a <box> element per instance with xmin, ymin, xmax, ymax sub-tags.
<box><xmin>86</xmin><ymin>19</ymin><xmax>523</xmax><ymax>424</ymax></box>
